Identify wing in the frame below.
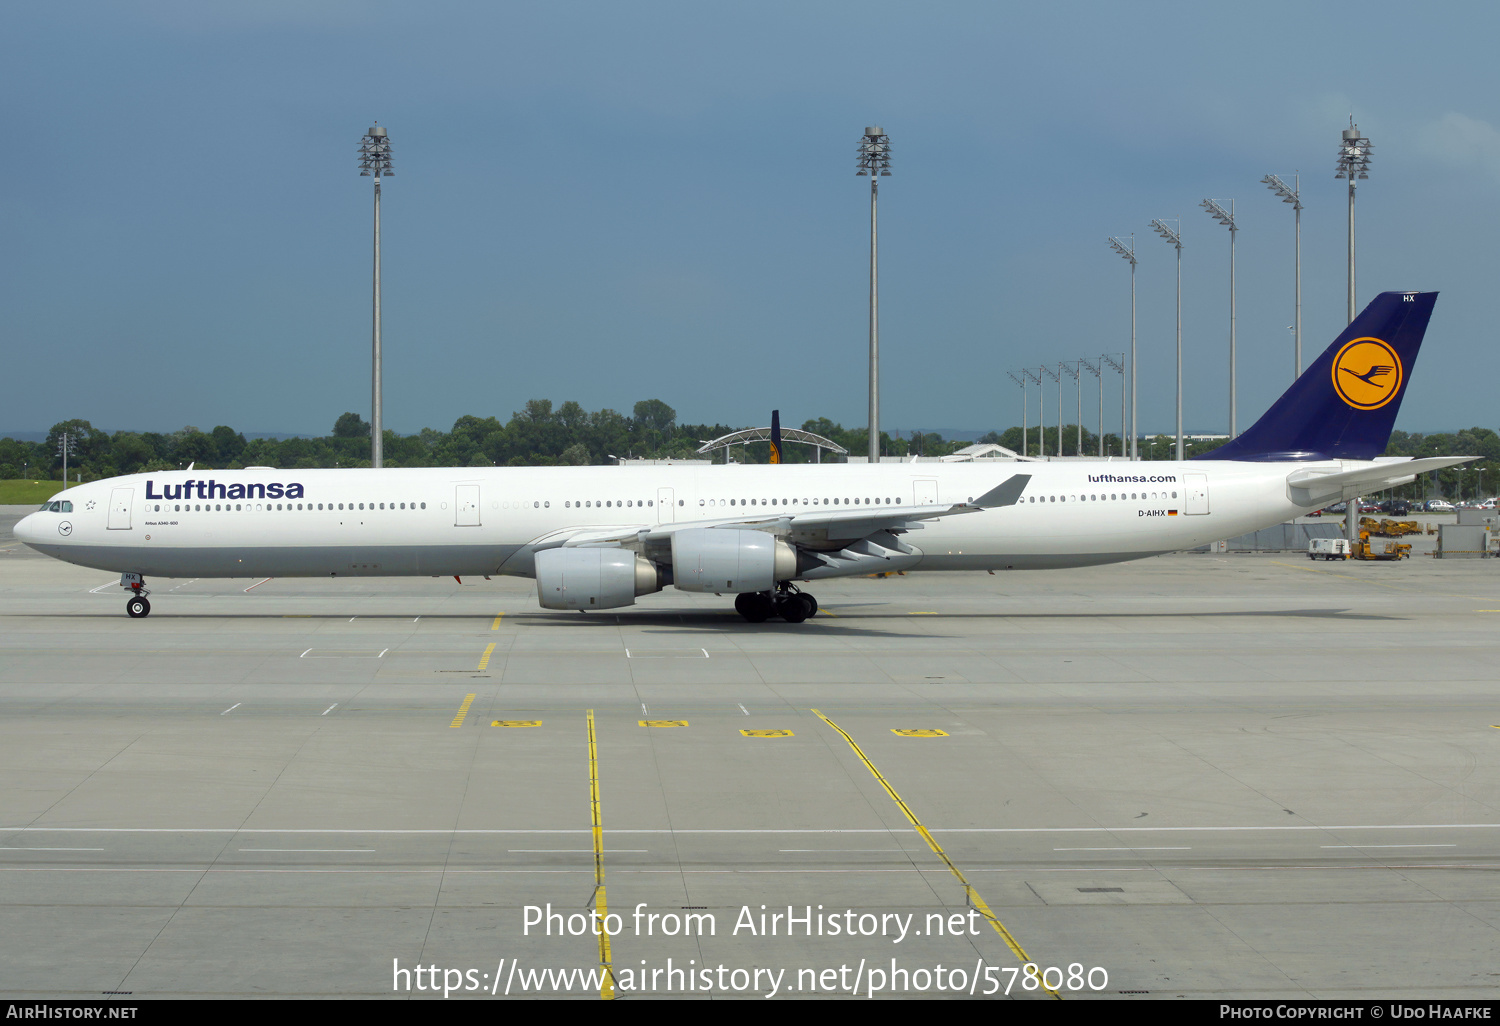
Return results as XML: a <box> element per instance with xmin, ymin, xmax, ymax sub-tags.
<box><xmin>518</xmin><ymin>474</ymin><xmax>1033</xmax><ymax>579</ymax></box>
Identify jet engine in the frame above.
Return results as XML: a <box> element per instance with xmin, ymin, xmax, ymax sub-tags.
<box><xmin>669</xmin><ymin>528</ymin><xmax>797</xmax><ymax>594</ymax></box>
<box><xmin>535</xmin><ymin>547</ymin><xmax>662</xmax><ymax>610</ymax></box>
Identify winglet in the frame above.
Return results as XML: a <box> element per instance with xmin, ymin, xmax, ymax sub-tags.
<box><xmin>968</xmin><ymin>474</ymin><xmax>1031</xmax><ymax>509</ymax></box>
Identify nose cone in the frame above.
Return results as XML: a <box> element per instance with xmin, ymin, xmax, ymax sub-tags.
<box><xmin>13</xmin><ymin>512</ymin><xmax>47</xmax><ymax>549</ymax></box>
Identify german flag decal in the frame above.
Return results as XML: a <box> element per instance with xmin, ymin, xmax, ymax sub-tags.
<box><xmin>1168</xmin><ymin>510</ymin><xmax>1178</xmax><ymax>516</ymax></box>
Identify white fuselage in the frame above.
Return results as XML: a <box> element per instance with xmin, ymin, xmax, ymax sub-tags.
<box><xmin>15</xmin><ymin>459</ymin><xmax>1322</xmax><ymax>583</ymax></box>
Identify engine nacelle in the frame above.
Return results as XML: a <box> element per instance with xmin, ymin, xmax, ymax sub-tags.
<box><xmin>670</xmin><ymin>528</ymin><xmax>797</xmax><ymax>593</ymax></box>
<box><xmin>535</xmin><ymin>547</ymin><xmax>662</xmax><ymax>610</ymax></box>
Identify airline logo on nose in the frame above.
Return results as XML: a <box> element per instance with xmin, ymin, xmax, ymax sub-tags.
<box><xmin>1331</xmin><ymin>336</ymin><xmax>1402</xmax><ymax>410</ymax></box>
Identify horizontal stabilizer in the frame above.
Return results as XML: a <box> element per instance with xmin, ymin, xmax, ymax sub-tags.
<box><xmin>1286</xmin><ymin>457</ymin><xmax>1476</xmax><ymax>507</ymax></box>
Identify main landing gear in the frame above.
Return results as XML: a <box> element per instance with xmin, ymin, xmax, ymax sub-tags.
<box><xmin>125</xmin><ymin>579</ymin><xmax>152</xmax><ymax>618</ymax></box>
<box><xmin>735</xmin><ymin>585</ymin><xmax>818</xmax><ymax>624</ymax></box>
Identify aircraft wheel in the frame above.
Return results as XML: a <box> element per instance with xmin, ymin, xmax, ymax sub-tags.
<box><xmin>126</xmin><ymin>597</ymin><xmax>150</xmax><ymax>618</ymax></box>
<box><xmin>799</xmin><ymin>593</ymin><xmax>818</xmax><ymax>618</ymax></box>
<box><xmin>738</xmin><ymin>592</ymin><xmax>773</xmax><ymax>623</ymax></box>
<box><xmin>777</xmin><ymin>597</ymin><xmax>808</xmax><ymax>623</ymax></box>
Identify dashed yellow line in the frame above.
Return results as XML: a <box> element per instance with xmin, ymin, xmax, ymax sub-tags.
<box><xmin>491</xmin><ymin>613</ymin><xmax>504</xmax><ymax>630</ymax></box>
<box><xmin>449</xmin><ymin>694</ymin><xmax>476</xmax><ymax>728</ymax></box>
<box><xmin>810</xmin><ymin>708</ymin><xmax>1060</xmax><ymax>1000</ymax></box>
<box><xmin>478</xmin><ymin>642</ymin><xmax>496</xmax><ymax>670</ymax></box>
<box><xmin>587</xmin><ymin>710</ymin><xmax>616</xmax><ymax>1000</ymax></box>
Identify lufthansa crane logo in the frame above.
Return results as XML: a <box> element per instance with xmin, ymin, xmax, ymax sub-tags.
<box><xmin>1331</xmin><ymin>337</ymin><xmax>1403</xmax><ymax>410</ymax></box>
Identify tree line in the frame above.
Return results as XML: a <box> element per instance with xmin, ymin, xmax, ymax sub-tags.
<box><xmin>3</xmin><ymin>402</ymin><xmax>1495</xmax><ymax>500</ymax></box>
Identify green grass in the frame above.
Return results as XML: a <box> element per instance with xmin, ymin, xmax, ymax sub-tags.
<box><xmin>0</xmin><ymin>480</ymin><xmax>68</xmax><ymax>504</ymax></box>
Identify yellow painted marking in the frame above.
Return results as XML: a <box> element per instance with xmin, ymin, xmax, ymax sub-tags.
<box><xmin>587</xmin><ymin>710</ymin><xmax>616</xmax><ymax>1000</ymax></box>
<box><xmin>741</xmin><ymin>729</ymin><xmax>794</xmax><ymax>738</ymax></box>
<box><xmin>909</xmin><ymin>611</ymin><xmax>940</xmax><ymax>615</ymax></box>
<box><xmin>639</xmin><ymin>720</ymin><xmax>688</xmax><ymax>728</ymax></box>
<box><xmin>892</xmin><ymin>728</ymin><xmax>949</xmax><ymax>737</ymax></box>
<box><xmin>449</xmin><ymin>694</ymin><xmax>476</xmax><ymax>729</ymax></box>
<box><xmin>477</xmin><ymin>642</ymin><xmax>496</xmax><ymax>670</ymax></box>
<box><xmin>492</xmin><ymin>720</ymin><xmax>541</xmax><ymax>728</ymax></box>
<box><xmin>811</xmin><ymin>709</ymin><xmax>1060</xmax><ymax>999</ymax></box>
<box><xmin>491</xmin><ymin>613</ymin><xmax>504</xmax><ymax>630</ymax></box>
<box><xmin>1477</xmin><ymin>610</ymin><xmax>1500</xmax><ymax>613</ymax></box>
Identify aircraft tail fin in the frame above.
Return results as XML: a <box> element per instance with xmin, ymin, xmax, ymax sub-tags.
<box><xmin>769</xmin><ymin>410</ymin><xmax>782</xmax><ymax>464</ymax></box>
<box><xmin>1197</xmin><ymin>291</ymin><xmax>1436</xmax><ymax>461</ymax></box>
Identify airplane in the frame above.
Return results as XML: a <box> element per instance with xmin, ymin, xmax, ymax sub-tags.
<box><xmin>14</xmin><ymin>291</ymin><xmax>1474</xmax><ymax>623</ymax></box>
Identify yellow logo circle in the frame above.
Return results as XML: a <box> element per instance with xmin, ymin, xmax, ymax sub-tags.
<box><xmin>1331</xmin><ymin>337</ymin><xmax>1402</xmax><ymax>410</ymax></box>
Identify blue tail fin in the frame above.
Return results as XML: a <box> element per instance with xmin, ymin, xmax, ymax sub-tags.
<box><xmin>1197</xmin><ymin>291</ymin><xmax>1436</xmax><ymax>461</ymax></box>
<box><xmin>769</xmin><ymin>410</ymin><xmax>783</xmax><ymax>464</ymax></box>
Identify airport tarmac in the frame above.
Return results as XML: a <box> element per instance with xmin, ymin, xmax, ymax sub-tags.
<box><xmin>1</xmin><ymin>506</ymin><xmax>1498</xmax><ymax>1000</ymax></box>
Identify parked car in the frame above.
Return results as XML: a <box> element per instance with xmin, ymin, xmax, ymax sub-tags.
<box><xmin>1424</xmin><ymin>499</ymin><xmax>1455</xmax><ymax>512</ymax></box>
<box><xmin>1379</xmin><ymin>499</ymin><xmax>1412</xmax><ymax>516</ymax></box>
<box><xmin>1359</xmin><ymin>501</ymin><xmax>1380</xmax><ymax>513</ymax></box>
<box><xmin>1324</xmin><ymin>502</ymin><xmax>1347</xmax><ymax>515</ymax></box>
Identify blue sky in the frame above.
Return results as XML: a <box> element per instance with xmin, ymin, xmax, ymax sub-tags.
<box><xmin>3</xmin><ymin>1</ymin><xmax>1497</xmax><ymax>439</ymax></box>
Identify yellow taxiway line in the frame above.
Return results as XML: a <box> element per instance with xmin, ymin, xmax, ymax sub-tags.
<box><xmin>811</xmin><ymin>708</ymin><xmax>1059</xmax><ymax>1000</ymax></box>
<box><xmin>587</xmin><ymin>710</ymin><xmax>617</xmax><ymax>1000</ymax></box>
<box><xmin>449</xmin><ymin>694</ymin><xmax>476</xmax><ymax>729</ymax></box>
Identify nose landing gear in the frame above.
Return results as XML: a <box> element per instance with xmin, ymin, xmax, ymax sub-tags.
<box><xmin>124</xmin><ymin>578</ymin><xmax>152</xmax><ymax>618</ymax></box>
<box><xmin>734</xmin><ymin>585</ymin><xmax>818</xmax><ymax>624</ymax></box>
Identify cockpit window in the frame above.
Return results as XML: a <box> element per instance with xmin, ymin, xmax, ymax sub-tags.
<box><xmin>40</xmin><ymin>501</ymin><xmax>73</xmax><ymax>513</ymax></box>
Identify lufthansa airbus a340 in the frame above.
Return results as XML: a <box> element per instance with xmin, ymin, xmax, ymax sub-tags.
<box><xmin>15</xmin><ymin>292</ymin><xmax>1473</xmax><ymax>622</ymax></box>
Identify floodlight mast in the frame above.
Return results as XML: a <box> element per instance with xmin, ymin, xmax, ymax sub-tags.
<box><xmin>1150</xmin><ymin>218</ymin><xmax>1184</xmax><ymax>460</ymax></box>
<box><xmin>1336</xmin><ymin>119</ymin><xmax>1372</xmax><ymax>545</ymax></box>
<box><xmin>856</xmin><ymin>126</ymin><xmax>891</xmax><ymax>463</ymax></box>
<box><xmin>1025</xmin><ymin>368</ymin><xmax>1045</xmax><ymax>456</ymax></box>
<box><xmin>1006</xmin><ymin>370</ymin><xmax>1028</xmax><ymax>456</ymax></box>
<box><xmin>1200</xmin><ymin>198</ymin><xmax>1237</xmax><ymax>438</ymax></box>
<box><xmin>1102</xmin><ymin>353</ymin><xmax>1125</xmax><ymax>456</ymax></box>
<box><xmin>359</xmin><ymin>124</ymin><xmax>395</xmax><ymax>468</ymax></box>
<box><xmin>1062</xmin><ymin>360</ymin><xmax>1081</xmax><ymax>455</ymax></box>
<box><xmin>1107</xmin><ymin>236</ymin><xmax>1138</xmax><ymax>458</ymax></box>
<box><xmin>1080</xmin><ymin>357</ymin><xmax>1103</xmax><ymax>456</ymax></box>
<box><xmin>1261</xmin><ymin>174</ymin><xmax>1302</xmax><ymax>377</ymax></box>
<box><xmin>1042</xmin><ymin>363</ymin><xmax>1061</xmax><ymax>457</ymax></box>
<box><xmin>1336</xmin><ymin>120</ymin><xmax>1371</xmax><ymax>324</ymax></box>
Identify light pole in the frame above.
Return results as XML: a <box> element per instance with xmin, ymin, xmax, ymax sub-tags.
<box><xmin>1149</xmin><ymin>218</ymin><xmax>1183</xmax><ymax>459</ymax></box>
<box><xmin>56</xmin><ymin>431</ymin><xmax>76</xmax><ymax>489</ymax></box>
<box><xmin>1107</xmin><ymin>236</ymin><xmax>1138</xmax><ymax>458</ymax></box>
<box><xmin>1200</xmin><ymin>198</ymin><xmax>1237</xmax><ymax>437</ymax></box>
<box><xmin>1337</xmin><ymin>120</ymin><xmax>1372</xmax><ymax>543</ymax></box>
<box><xmin>1262</xmin><ymin>173</ymin><xmax>1302</xmax><ymax>377</ymax></box>
<box><xmin>1080</xmin><ymin>358</ymin><xmax>1103</xmax><ymax>456</ymax></box>
<box><xmin>359</xmin><ymin>124</ymin><xmax>394</xmax><ymax>468</ymax></box>
<box><xmin>1007</xmin><ymin>371</ymin><xmax>1028</xmax><ymax>456</ymax></box>
<box><xmin>1102</xmin><ymin>354</ymin><xmax>1125</xmax><ymax>456</ymax></box>
<box><xmin>856</xmin><ymin>126</ymin><xmax>891</xmax><ymax>464</ymax></box>
<box><xmin>1062</xmin><ymin>360</ymin><xmax>1081</xmax><ymax>455</ymax></box>
<box><xmin>1336</xmin><ymin>120</ymin><xmax>1371</xmax><ymax>323</ymax></box>
<box><xmin>1026</xmin><ymin>368</ymin><xmax>1045</xmax><ymax>456</ymax></box>
<box><xmin>1042</xmin><ymin>364</ymin><xmax>1061</xmax><ymax>458</ymax></box>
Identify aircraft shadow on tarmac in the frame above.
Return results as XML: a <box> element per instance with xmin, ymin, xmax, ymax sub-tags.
<box><xmin>21</xmin><ymin>606</ymin><xmax>1401</xmax><ymax>631</ymax></box>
